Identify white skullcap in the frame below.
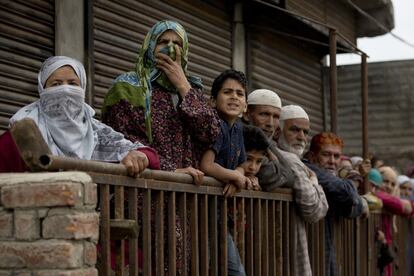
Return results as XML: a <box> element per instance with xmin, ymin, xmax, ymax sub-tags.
<box><xmin>280</xmin><ymin>105</ymin><xmax>309</xmax><ymax>122</ymax></box>
<box><xmin>247</xmin><ymin>89</ymin><xmax>281</xmax><ymax>109</ymax></box>
<box><xmin>398</xmin><ymin>175</ymin><xmax>411</xmax><ymax>185</ymax></box>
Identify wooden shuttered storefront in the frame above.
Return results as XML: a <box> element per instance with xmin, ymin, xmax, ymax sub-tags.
<box><xmin>0</xmin><ymin>0</ymin><xmax>54</xmax><ymax>133</ymax></box>
<box><xmin>248</xmin><ymin>30</ymin><xmax>324</xmax><ymax>135</ymax></box>
<box><xmin>92</xmin><ymin>0</ymin><xmax>232</xmax><ymax>115</ymax></box>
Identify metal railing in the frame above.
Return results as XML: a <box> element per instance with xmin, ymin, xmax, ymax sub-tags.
<box><xmin>90</xmin><ymin>171</ymin><xmax>414</xmax><ymax>276</ymax></box>
<box><xmin>91</xmin><ymin>172</ymin><xmax>294</xmax><ymax>276</ymax></box>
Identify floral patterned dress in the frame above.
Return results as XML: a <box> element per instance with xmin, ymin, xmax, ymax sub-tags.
<box><xmin>103</xmin><ymin>83</ymin><xmax>220</xmax><ymax>274</ymax></box>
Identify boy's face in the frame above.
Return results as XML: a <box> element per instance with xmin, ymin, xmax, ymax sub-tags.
<box><xmin>240</xmin><ymin>149</ymin><xmax>266</xmax><ymax>177</ymax></box>
<box><xmin>212</xmin><ymin>78</ymin><xmax>246</xmax><ymax>122</ymax></box>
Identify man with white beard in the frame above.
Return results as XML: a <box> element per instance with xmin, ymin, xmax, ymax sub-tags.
<box><xmin>244</xmin><ymin>93</ymin><xmax>328</xmax><ymax>276</ymax></box>
<box><xmin>278</xmin><ymin>105</ymin><xmax>310</xmax><ymax>157</ymax></box>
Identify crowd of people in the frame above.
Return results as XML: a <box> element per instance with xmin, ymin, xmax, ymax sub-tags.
<box><xmin>0</xmin><ymin>20</ymin><xmax>414</xmax><ymax>276</ymax></box>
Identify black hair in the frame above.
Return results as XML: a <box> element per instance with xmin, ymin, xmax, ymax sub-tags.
<box><xmin>210</xmin><ymin>69</ymin><xmax>247</xmax><ymax>99</ymax></box>
<box><xmin>243</xmin><ymin>125</ymin><xmax>270</xmax><ymax>152</ymax></box>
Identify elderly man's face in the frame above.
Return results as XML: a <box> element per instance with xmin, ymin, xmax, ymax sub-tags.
<box><xmin>279</xmin><ymin>118</ymin><xmax>310</xmax><ymax>157</ymax></box>
<box><xmin>244</xmin><ymin>105</ymin><xmax>280</xmax><ymax>138</ymax></box>
<box><xmin>311</xmin><ymin>144</ymin><xmax>342</xmax><ymax>175</ymax></box>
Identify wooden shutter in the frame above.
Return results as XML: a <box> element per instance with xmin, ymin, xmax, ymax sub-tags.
<box><xmin>248</xmin><ymin>30</ymin><xmax>324</xmax><ymax>134</ymax></box>
<box><xmin>93</xmin><ymin>0</ymin><xmax>232</xmax><ymax>115</ymax></box>
<box><xmin>0</xmin><ymin>0</ymin><xmax>54</xmax><ymax>133</ymax></box>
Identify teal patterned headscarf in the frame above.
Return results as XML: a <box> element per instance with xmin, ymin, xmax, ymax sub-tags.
<box><xmin>103</xmin><ymin>20</ymin><xmax>202</xmax><ymax>143</ymax></box>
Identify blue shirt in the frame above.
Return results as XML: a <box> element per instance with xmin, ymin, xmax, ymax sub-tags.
<box><xmin>212</xmin><ymin>119</ymin><xmax>246</xmax><ymax>170</ymax></box>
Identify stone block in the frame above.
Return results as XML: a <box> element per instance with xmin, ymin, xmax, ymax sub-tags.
<box><xmin>0</xmin><ymin>240</ymin><xmax>83</xmax><ymax>269</ymax></box>
<box><xmin>0</xmin><ymin>270</ymin><xmax>11</xmax><ymax>276</ymax></box>
<box><xmin>42</xmin><ymin>212</ymin><xmax>99</xmax><ymax>240</ymax></box>
<box><xmin>1</xmin><ymin>182</ymin><xmax>83</xmax><ymax>209</ymax></box>
<box><xmin>15</xmin><ymin>210</ymin><xmax>39</xmax><ymax>241</ymax></box>
<box><xmin>37</xmin><ymin>209</ymin><xmax>49</xmax><ymax>219</ymax></box>
<box><xmin>33</xmin><ymin>268</ymin><xmax>97</xmax><ymax>276</ymax></box>
<box><xmin>83</xmin><ymin>241</ymin><xmax>97</xmax><ymax>266</ymax></box>
<box><xmin>0</xmin><ymin>211</ymin><xmax>13</xmax><ymax>238</ymax></box>
<box><xmin>84</xmin><ymin>183</ymin><xmax>97</xmax><ymax>206</ymax></box>
<box><xmin>0</xmin><ymin>172</ymin><xmax>92</xmax><ymax>187</ymax></box>
<box><xmin>13</xmin><ymin>271</ymin><xmax>31</xmax><ymax>276</ymax></box>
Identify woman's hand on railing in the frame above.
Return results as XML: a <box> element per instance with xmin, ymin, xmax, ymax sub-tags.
<box><xmin>175</xmin><ymin>166</ymin><xmax>204</xmax><ymax>185</ymax></box>
<box><xmin>121</xmin><ymin>150</ymin><xmax>149</xmax><ymax>177</ymax></box>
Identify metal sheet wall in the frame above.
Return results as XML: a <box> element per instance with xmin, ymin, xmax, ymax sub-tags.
<box><xmin>286</xmin><ymin>0</ymin><xmax>357</xmax><ymax>45</ymax></box>
<box><xmin>335</xmin><ymin>60</ymin><xmax>414</xmax><ymax>169</ymax></box>
<box><xmin>0</xmin><ymin>0</ymin><xmax>54</xmax><ymax>133</ymax></box>
<box><xmin>248</xmin><ymin>31</ymin><xmax>324</xmax><ymax>135</ymax></box>
<box><xmin>93</xmin><ymin>0</ymin><xmax>232</xmax><ymax>115</ymax></box>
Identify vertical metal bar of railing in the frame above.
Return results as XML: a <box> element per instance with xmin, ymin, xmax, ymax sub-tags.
<box><xmin>238</xmin><ymin>198</ymin><xmax>246</xmax><ymax>266</ymax></box>
<box><xmin>115</xmin><ymin>186</ymin><xmax>125</xmax><ymax>276</ymax></box>
<box><xmin>254</xmin><ymin>198</ymin><xmax>262</xmax><ymax>276</ymax></box>
<box><xmin>275</xmin><ymin>201</ymin><xmax>282</xmax><ymax>276</ymax></box>
<box><xmin>232</xmin><ymin>197</ymin><xmax>237</xmax><ymax>242</ymax></box>
<box><xmin>220</xmin><ymin>197</ymin><xmax>228</xmax><ymax>276</ymax></box>
<box><xmin>200</xmin><ymin>194</ymin><xmax>209</xmax><ymax>276</ymax></box>
<box><xmin>178</xmin><ymin>193</ymin><xmax>187</xmax><ymax>276</ymax></box>
<box><xmin>262</xmin><ymin>200</ymin><xmax>269</xmax><ymax>275</ymax></box>
<box><xmin>128</xmin><ymin>187</ymin><xmax>138</xmax><ymax>276</ymax></box>
<box><xmin>282</xmin><ymin>201</ymin><xmax>290</xmax><ymax>275</ymax></box>
<box><xmin>100</xmin><ymin>184</ymin><xmax>111</xmax><ymax>276</ymax></box>
<box><xmin>289</xmin><ymin>204</ymin><xmax>296</xmax><ymax>276</ymax></box>
<box><xmin>168</xmin><ymin>191</ymin><xmax>176</xmax><ymax>275</ymax></box>
<box><xmin>191</xmin><ymin>194</ymin><xmax>199</xmax><ymax>275</ymax></box>
<box><xmin>269</xmin><ymin>201</ymin><xmax>276</xmax><ymax>275</ymax></box>
<box><xmin>155</xmin><ymin>191</ymin><xmax>164</xmax><ymax>276</ymax></box>
<box><xmin>209</xmin><ymin>195</ymin><xmax>218</xmax><ymax>276</ymax></box>
<box><xmin>143</xmin><ymin>189</ymin><xmax>151</xmax><ymax>276</ymax></box>
<box><xmin>245</xmin><ymin>198</ymin><xmax>254</xmax><ymax>275</ymax></box>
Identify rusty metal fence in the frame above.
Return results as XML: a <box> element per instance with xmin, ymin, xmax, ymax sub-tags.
<box><xmin>91</xmin><ymin>172</ymin><xmax>294</xmax><ymax>276</ymax></box>
<box><xmin>90</xmin><ymin>172</ymin><xmax>414</xmax><ymax>276</ymax></box>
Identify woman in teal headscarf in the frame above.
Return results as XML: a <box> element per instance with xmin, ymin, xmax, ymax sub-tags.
<box><xmin>103</xmin><ymin>20</ymin><xmax>220</xmax><ymax>179</ymax></box>
<box><xmin>102</xmin><ymin>20</ymin><xmax>220</xmax><ymax>274</ymax></box>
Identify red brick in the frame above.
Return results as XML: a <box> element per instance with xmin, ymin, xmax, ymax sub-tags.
<box><xmin>42</xmin><ymin>212</ymin><xmax>99</xmax><ymax>240</ymax></box>
<box><xmin>15</xmin><ymin>210</ymin><xmax>39</xmax><ymax>241</ymax></box>
<box><xmin>0</xmin><ymin>211</ymin><xmax>13</xmax><ymax>238</ymax></box>
<box><xmin>0</xmin><ymin>240</ymin><xmax>82</xmax><ymax>269</ymax></box>
<box><xmin>1</xmin><ymin>182</ymin><xmax>83</xmax><ymax>208</ymax></box>
<box><xmin>33</xmin><ymin>268</ymin><xmax>98</xmax><ymax>276</ymax></box>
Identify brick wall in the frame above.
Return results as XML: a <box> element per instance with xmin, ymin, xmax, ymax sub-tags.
<box><xmin>0</xmin><ymin>172</ymin><xmax>99</xmax><ymax>276</ymax></box>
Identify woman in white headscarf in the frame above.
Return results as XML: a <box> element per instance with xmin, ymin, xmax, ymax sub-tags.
<box><xmin>0</xmin><ymin>56</ymin><xmax>159</xmax><ymax>175</ymax></box>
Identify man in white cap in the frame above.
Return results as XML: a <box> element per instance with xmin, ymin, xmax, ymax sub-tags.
<box><xmin>243</xmin><ymin>89</ymin><xmax>294</xmax><ymax>189</ymax></box>
<box><xmin>244</xmin><ymin>93</ymin><xmax>328</xmax><ymax>276</ymax></box>
<box><xmin>278</xmin><ymin>105</ymin><xmax>310</xmax><ymax>157</ymax></box>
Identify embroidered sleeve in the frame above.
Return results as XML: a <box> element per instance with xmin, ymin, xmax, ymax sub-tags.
<box><xmin>102</xmin><ymin>100</ymin><xmax>150</xmax><ymax>146</ymax></box>
<box><xmin>178</xmin><ymin>88</ymin><xmax>220</xmax><ymax>144</ymax></box>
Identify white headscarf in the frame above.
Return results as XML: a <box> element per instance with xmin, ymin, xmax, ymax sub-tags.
<box><xmin>10</xmin><ymin>56</ymin><xmax>143</xmax><ymax>161</ymax></box>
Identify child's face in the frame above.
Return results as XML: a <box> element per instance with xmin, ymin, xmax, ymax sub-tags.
<box><xmin>240</xmin><ymin>149</ymin><xmax>265</xmax><ymax>177</ymax></box>
<box><xmin>213</xmin><ymin>78</ymin><xmax>246</xmax><ymax>122</ymax></box>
